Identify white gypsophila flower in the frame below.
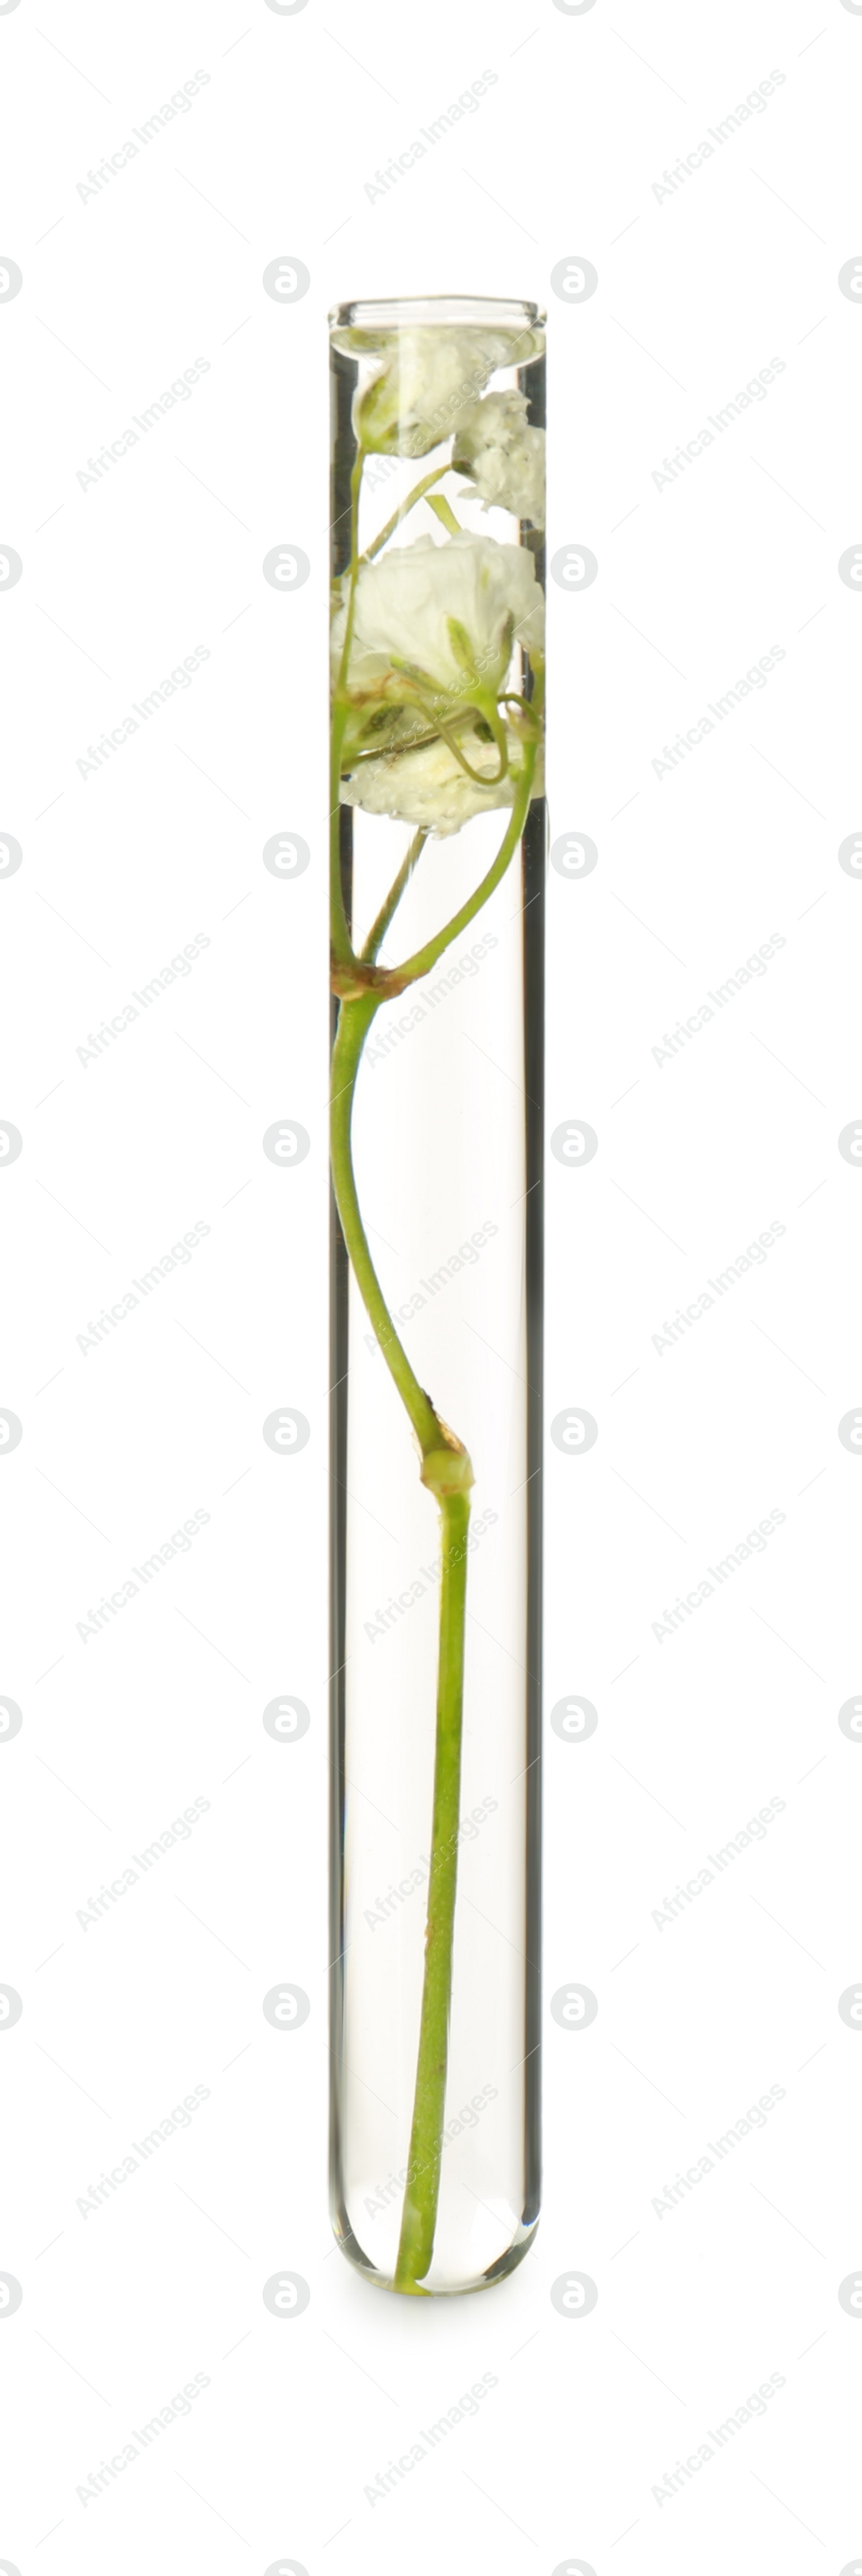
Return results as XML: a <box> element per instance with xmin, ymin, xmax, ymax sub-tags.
<box><xmin>331</xmin><ymin>531</ymin><xmax>545</xmax><ymax>709</ymax></box>
<box><xmin>340</xmin><ymin>727</ymin><xmax>544</xmax><ymax>838</ymax></box>
<box><xmin>332</xmin><ymin>323</ymin><xmax>544</xmax><ymax>458</ymax></box>
<box><xmin>453</xmin><ymin>390</ymin><xmax>545</xmax><ymax>530</ymax></box>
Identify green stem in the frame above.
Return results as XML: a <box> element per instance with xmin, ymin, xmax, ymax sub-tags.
<box><xmin>329</xmin><ymin>986</ymin><xmax>475</xmax><ymax>2298</ymax></box>
<box><xmin>359</xmin><ymin>464</ymin><xmax>451</xmax><ymax>565</ymax></box>
<box><xmin>348</xmin><ymin>722</ymin><xmax>441</xmax><ymax>766</ymax></box>
<box><xmin>393</xmin><ymin>1488</ymin><xmax>470</xmax><ymax>2291</ymax></box>
<box><xmin>385</xmin><ymin>690</ymin><xmax>543</xmax><ymax>997</ymax></box>
<box><xmin>386</xmin><ymin>685</ymin><xmax>508</xmax><ymax>789</ymax></box>
<box><xmin>330</xmin><ymin>788</ymin><xmax>531</xmax><ymax>2297</ymax></box>
<box><xmin>330</xmin><ymin>991</ymin><xmax>440</xmax><ymax>1457</ymax></box>
<box><xmin>476</xmin><ymin>692</ymin><xmax>511</xmax><ymax>783</ymax></box>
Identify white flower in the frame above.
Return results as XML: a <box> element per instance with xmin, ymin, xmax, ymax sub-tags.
<box><xmin>333</xmin><ymin>323</ymin><xmax>544</xmax><ymax>458</ymax></box>
<box><xmin>453</xmin><ymin>391</ymin><xmax>545</xmax><ymax>530</ymax></box>
<box><xmin>331</xmin><ymin>530</ymin><xmax>545</xmax><ymax>713</ymax></box>
<box><xmin>340</xmin><ymin>726</ymin><xmax>544</xmax><ymax>838</ymax></box>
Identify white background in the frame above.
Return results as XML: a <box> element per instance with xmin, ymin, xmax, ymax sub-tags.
<box><xmin>1</xmin><ymin>0</ymin><xmax>861</xmax><ymax>2568</ymax></box>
